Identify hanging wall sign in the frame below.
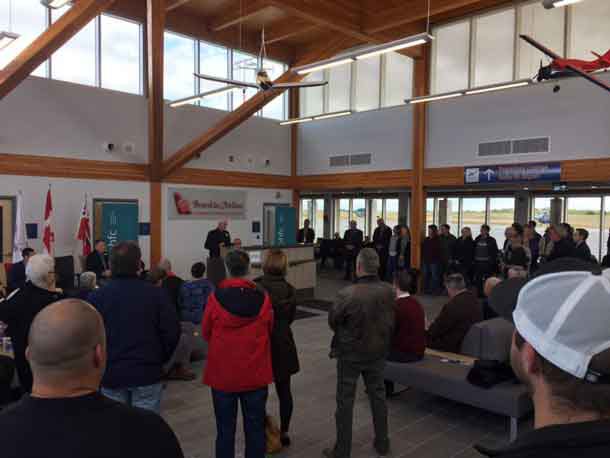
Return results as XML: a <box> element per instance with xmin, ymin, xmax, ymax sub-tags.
<box><xmin>168</xmin><ymin>187</ymin><xmax>247</xmax><ymax>220</ymax></box>
<box><xmin>464</xmin><ymin>162</ymin><xmax>561</xmax><ymax>185</ymax></box>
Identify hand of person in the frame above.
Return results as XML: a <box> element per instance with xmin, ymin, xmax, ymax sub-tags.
<box><xmin>103</xmin><ymin>270</ymin><xmax>112</xmax><ymax>278</ymax></box>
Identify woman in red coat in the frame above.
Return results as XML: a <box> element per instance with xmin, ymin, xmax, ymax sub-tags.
<box><xmin>202</xmin><ymin>250</ymin><xmax>274</xmax><ymax>458</ymax></box>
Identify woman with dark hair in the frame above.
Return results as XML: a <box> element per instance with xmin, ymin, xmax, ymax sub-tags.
<box><xmin>399</xmin><ymin>225</ymin><xmax>411</xmax><ymax>271</ymax></box>
<box><xmin>455</xmin><ymin>227</ymin><xmax>475</xmax><ymax>285</ymax></box>
<box><xmin>254</xmin><ymin>250</ymin><xmax>299</xmax><ymax>448</ymax></box>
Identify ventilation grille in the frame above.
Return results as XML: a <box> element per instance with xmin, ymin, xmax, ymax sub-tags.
<box><xmin>478</xmin><ymin>137</ymin><xmax>550</xmax><ymax>157</ymax></box>
<box><xmin>329</xmin><ymin>155</ymin><xmax>350</xmax><ymax>167</ymax></box>
<box><xmin>350</xmin><ymin>153</ymin><xmax>372</xmax><ymax>165</ymax></box>
<box><xmin>513</xmin><ymin>137</ymin><xmax>549</xmax><ymax>155</ymax></box>
<box><xmin>329</xmin><ymin>153</ymin><xmax>373</xmax><ymax>167</ymax></box>
<box><xmin>479</xmin><ymin>141</ymin><xmax>512</xmax><ymax>157</ymax></box>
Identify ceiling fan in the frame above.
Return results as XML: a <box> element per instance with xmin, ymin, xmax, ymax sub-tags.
<box><xmin>194</xmin><ymin>29</ymin><xmax>328</xmax><ymax>93</ymax></box>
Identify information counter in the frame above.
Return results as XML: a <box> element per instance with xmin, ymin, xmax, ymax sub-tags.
<box><xmin>222</xmin><ymin>244</ymin><xmax>316</xmax><ymax>297</ymax></box>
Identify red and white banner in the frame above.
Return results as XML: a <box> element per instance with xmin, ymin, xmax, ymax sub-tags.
<box><xmin>168</xmin><ymin>187</ymin><xmax>246</xmax><ymax>220</ymax></box>
<box><xmin>76</xmin><ymin>196</ymin><xmax>92</xmax><ymax>257</ymax></box>
<box><xmin>42</xmin><ymin>187</ymin><xmax>55</xmax><ymax>256</ymax></box>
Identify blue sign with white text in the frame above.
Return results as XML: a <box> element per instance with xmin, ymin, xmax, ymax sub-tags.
<box><xmin>464</xmin><ymin>162</ymin><xmax>561</xmax><ymax>184</ymax></box>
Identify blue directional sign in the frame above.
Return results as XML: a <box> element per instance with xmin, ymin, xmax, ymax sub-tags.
<box><xmin>465</xmin><ymin>162</ymin><xmax>561</xmax><ymax>184</ymax></box>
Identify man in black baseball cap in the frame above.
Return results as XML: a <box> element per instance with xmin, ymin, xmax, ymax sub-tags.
<box><xmin>478</xmin><ymin>258</ymin><xmax>610</xmax><ymax>457</ymax></box>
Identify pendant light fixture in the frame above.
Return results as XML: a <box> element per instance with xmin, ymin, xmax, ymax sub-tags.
<box><xmin>0</xmin><ymin>0</ymin><xmax>20</xmax><ymax>51</ymax></box>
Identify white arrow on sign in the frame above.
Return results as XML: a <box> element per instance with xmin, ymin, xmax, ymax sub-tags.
<box><xmin>482</xmin><ymin>169</ymin><xmax>496</xmax><ymax>181</ymax></box>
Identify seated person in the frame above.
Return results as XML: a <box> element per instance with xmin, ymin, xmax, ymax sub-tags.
<box><xmin>158</xmin><ymin>260</ymin><xmax>184</xmax><ymax>312</ymax></box>
<box><xmin>232</xmin><ymin>238</ymin><xmax>243</xmax><ymax>251</ymax></box>
<box><xmin>75</xmin><ymin>271</ymin><xmax>97</xmax><ymax>300</ymax></box>
<box><xmin>148</xmin><ymin>269</ymin><xmax>196</xmax><ymax>382</ymax></box>
<box><xmin>426</xmin><ymin>273</ymin><xmax>483</xmax><ymax>354</ymax></box>
<box><xmin>482</xmin><ymin>276</ymin><xmax>502</xmax><ymax>320</ymax></box>
<box><xmin>385</xmin><ymin>271</ymin><xmax>426</xmax><ymax>397</ymax></box>
<box><xmin>179</xmin><ymin>262</ymin><xmax>214</xmax><ymax>325</ymax></box>
<box><xmin>0</xmin><ymin>299</ymin><xmax>184</xmax><ymax>458</ymax></box>
<box><xmin>7</xmin><ymin>248</ymin><xmax>36</xmax><ymax>294</ymax></box>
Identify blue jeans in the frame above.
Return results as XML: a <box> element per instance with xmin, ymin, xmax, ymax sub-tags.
<box><xmin>212</xmin><ymin>387</ymin><xmax>268</xmax><ymax>458</ymax></box>
<box><xmin>423</xmin><ymin>262</ymin><xmax>441</xmax><ymax>294</ymax></box>
<box><xmin>102</xmin><ymin>383</ymin><xmax>163</xmax><ymax>414</ymax></box>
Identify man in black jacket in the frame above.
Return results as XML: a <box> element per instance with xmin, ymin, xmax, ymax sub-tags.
<box><xmin>326</xmin><ymin>248</ymin><xmax>395</xmax><ymax>458</ymax></box>
<box><xmin>474</xmin><ymin>225</ymin><xmax>499</xmax><ymax>296</ymax></box>
<box><xmin>573</xmin><ymin>228</ymin><xmax>593</xmax><ymax>262</ymax></box>
<box><xmin>478</xmin><ymin>266</ymin><xmax>610</xmax><ymax>458</ymax></box>
<box><xmin>88</xmin><ymin>242</ymin><xmax>180</xmax><ymax>414</ymax></box>
<box><xmin>343</xmin><ymin>221</ymin><xmax>364</xmax><ymax>282</ymax></box>
<box><xmin>0</xmin><ymin>254</ymin><xmax>61</xmax><ymax>393</ymax></box>
<box><xmin>297</xmin><ymin>219</ymin><xmax>316</xmax><ymax>244</ymax></box>
<box><xmin>7</xmin><ymin>248</ymin><xmax>35</xmax><ymax>294</ymax></box>
<box><xmin>0</xmin><ymin>299</ymin><xmax>184</xmax><ymax>458</ymax></box>
<box><xmin>547</xmin><ymin>224</ymin><xmax>575</xmax><ymax>262</ymax></box>
<box><xmin>205</xmin><ymin>221</ymin><xmax>231</xmax><ymax>258</ymax></box>
<box><xmin>86</xmin><ymin>240</ymin><xmax>110</xmax><ymax>281</ymax></box>
<box><xmin>372</xmin><ymin>218</ymin><xmax>392</xmax><ymax>281</ymax></box>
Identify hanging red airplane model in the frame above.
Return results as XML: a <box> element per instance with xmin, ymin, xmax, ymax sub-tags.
<box><xmin>520</xmin><ymin>34</ymin><xmax>610</xmax><ymax>93</ymax></box>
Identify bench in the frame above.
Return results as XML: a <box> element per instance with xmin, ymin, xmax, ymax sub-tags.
<box><xmin>384</xmin><ymin>318</ymin><xmax>533</xmax><ymax>441</ymax></box>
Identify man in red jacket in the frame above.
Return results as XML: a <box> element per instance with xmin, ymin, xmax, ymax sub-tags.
<box><xmin>202</xmin><ymin>250</ymin><xmax>274</xmax><ymax>458</ymax></box>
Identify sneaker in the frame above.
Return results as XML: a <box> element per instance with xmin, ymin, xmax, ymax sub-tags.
<box><xmin>280</xmin><ymin>434</ymin><xmax>291</xmax><ymax>447</ymax></box>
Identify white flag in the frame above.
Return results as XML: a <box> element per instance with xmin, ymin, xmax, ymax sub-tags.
<box><xmin>12</xmin><ymin>191</ymin><xmax>28</xmax><ymax>263</ymax></box>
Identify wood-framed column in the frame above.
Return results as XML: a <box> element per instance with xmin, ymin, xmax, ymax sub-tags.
<box><xmin>410</xmin><ymin>45</ymin><xmax>431</xmax><ymax>270</ymax></box>
<box><xmin>290</xmin><ymin>88</ymin><xmax>300</xmax><ymax>224</ymax></box>
<box><xmin>147</xmin><ymin>0</ymin><xmax>165</xmax><ymax>267</ymax></box>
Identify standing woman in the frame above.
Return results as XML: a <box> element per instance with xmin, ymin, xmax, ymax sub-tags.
<box><xmin>386</xmin><ymin>226</ymin><xmax>402</xmax><ymax>281</ymax></box>
<box><xmin>455</xmin><ymin>227</ymin><xmax>475</xmax><ymax>285</ymax></box>
<box><xmin>255</xmin><ymin>250</ymin><xmax>300</xmax><ymax>447</ymax></box>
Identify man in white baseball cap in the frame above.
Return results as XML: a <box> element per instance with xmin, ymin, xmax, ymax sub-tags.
<box><xmin>478</xmin><ymin>260</ymin><xmax>610</xmax><ymax>457</ymax></box>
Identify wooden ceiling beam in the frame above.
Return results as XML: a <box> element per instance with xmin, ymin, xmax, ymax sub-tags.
<box><xmin>265</xmin><ymin>19</ymin><xmax>318</xmax><ymax>44</ymax></box>
<box><xmin>363</xmin><ymin>0</ymin><xmax>505</xmax><ymax>34</ymax></box>
<box><xmin>107</xmin><ymin>1</ymin><xmax>294</xmax><ymax>63</ymax></box>
<box><xmin>210</xmin><ymin>0</ymin><xmax>273</xmax><ymax>32</ymax></box>
<box><xmin>166</xmin><ymin>0</ymin><xmax>193</xmax><ymax>12</ymax></box>
<box><xmin>0</xmin><ymin>0</ymin><xmax>116</xmax><ymax>101</ymax></box>
<box><xmin>161</xmin><ymin>36</ymin><xmax>354</xmax><ymax>178</ymax></box>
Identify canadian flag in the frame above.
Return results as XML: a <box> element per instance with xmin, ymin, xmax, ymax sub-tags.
<box><xmin>76</xmin><ymin>196</ymin><xmax>92</xmax><ymax>257</ymax></box>
<box><xmin>42</xmin><ymin>187</ymin><xmax>55</xmax><ymax>256</ymax></box>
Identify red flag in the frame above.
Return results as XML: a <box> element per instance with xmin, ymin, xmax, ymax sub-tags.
<box><xmin>76</xmin><ymin>197</ymin><xmax>92</xmax><ymax>257</ymax></box>
<box><xmin>42</xmin><ymin>187</ymin><xmax>54</xmax><ymax>255</ymax></box>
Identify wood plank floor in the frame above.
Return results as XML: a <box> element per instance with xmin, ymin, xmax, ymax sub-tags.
<box><xmin>161</xmin><ymin>270</ymin><xmax>527</xmax><ymax>458</ymax></box>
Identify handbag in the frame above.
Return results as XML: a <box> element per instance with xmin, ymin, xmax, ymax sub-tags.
<box><xmin>265</xmin><ymin>415</ymin><xmax>282</xmax><ymax>454</ymax></box>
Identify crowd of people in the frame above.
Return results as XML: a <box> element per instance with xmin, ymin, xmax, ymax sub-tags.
<box><xmin>0</xmin><ymin>216</ymin><xmax>610</xmax><ymax>458</ymax></box>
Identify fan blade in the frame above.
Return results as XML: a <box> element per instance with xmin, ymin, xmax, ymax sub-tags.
<box><xmin>565</xmin><ymin>64</ymin><xmax>610</xmax><ymax>93</ymax></box>
<box><xmin>520</xmin><ymin>35</ymin><xmax>562</xmax><ymax>60</ymax></box>
<box><xmin>193</xmin><ymin>73</ymin><xmax>259</xmax><ymax>89</ymax></box>
<box><xmin>273</xmin><ymin>81</ymin><xmax>329</xmax><ymax>89</ymax></box>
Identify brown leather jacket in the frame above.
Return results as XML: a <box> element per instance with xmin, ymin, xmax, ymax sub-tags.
<box><xmin>329</xmin><ymin>276</ymin><xmax>395</xmax><ymax>362</ymax></box>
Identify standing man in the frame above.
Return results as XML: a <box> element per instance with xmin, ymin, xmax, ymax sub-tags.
<box><xmin>439</xmin><ymin>224</ymin><xmax>457</xmax><ymax>278</ymax></box>
<box><xmin>7</xmin><ymin>248</ymin><xmax>35</xmax><ymax>294</ymax></box>
<box><xmin>343</xmin><ymin>221</ymin><xmax>364</xmax><ymax>282</ymax></box>
<box><xmin>205</xmin><ymin>221</ymin><xmax>231</xmax><ymax>259</ymax></box>
<box><xmin>422</xmin><ymin>225</ymin><xmax>442</xmax><ymax>295</ymax></box>
<box><xmin>473</xmin><ymin>225</ymin><xmax>499</xmax><ymax>296</ymax></box>
<box><xmin>86</xmin><ymin>240</ymin><xmax>111</xmax><ymax>282</ymax></box>
<box><xmin>297</xmin><ymin>219</ymin><xmax>316</xmax><ymax>244</ymax></box>
<box><xmin>573</xmin><ymin>228</ymin><xmax>593</xmax><ymax>262</ymax></box>
<box><xmin>88</xmin><ymin>241</ymin><xmax>180</xmax><ymax>414</ymax></box>
<box><xmin>326</xmin><ymin>248</ymin><xmax>395</xmax><ymax>458</ymax></box>
<box><xmin>0</xmin><ymin>299</ymin><xmax>185</xmax><ymax>458</ymax></box>
<box><xmin>372</xmin><ymin>219</ymin><xmax>392</xmax><ymax>281</ymax></box>
<box><xmin>478</xmin><ymin>267</ymin><xmax>610</xmax><ymax>457</ymax></box>
<box><xmin>0</xmin><ymin>254</ymin><xmax>61</xmax><ymax>393</ymax></box>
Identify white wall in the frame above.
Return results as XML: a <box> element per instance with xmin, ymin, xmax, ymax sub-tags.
<box><xmin>426</xmin><ymin>74</ymin><xmax>610</xmax><ymax>168</ymax></box>
<box><xmin>0</xmin><ymin>76</ymin><xmax>291</xmax><ymax>175</ymax></box>
<box><xmin>162</xmin><ymin>183</ymin><xmax>292</xmax><ymax>278</ymax></box>
<box><xmin>298</xmin><ymin>105</ymin><xmax>413</xmax><ymax>175</ymax></box>
<box><xmin>0</xmin><ymin>175</ymin><xmax>150</xmax><ymax>267</ymax></box>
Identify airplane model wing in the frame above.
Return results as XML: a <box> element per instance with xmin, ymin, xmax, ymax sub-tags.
<box><xmin>564</xmin><ymin>64</ymin><xmax>610</xmax><ymax>92</ymax></box>
<box><xmin>519</xmin><ymin>34</ymin><xmax>562</xmax><ymax>60</ymax></box>
<box><xmin>273</xmin><ymin>81</ymin><xmax>328</xmax><ymax>89</ymax></box>
<box><xmin>194</xmin><ymin>73</ymin><xmax>259</xmax><ymax>89</ymax></box>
